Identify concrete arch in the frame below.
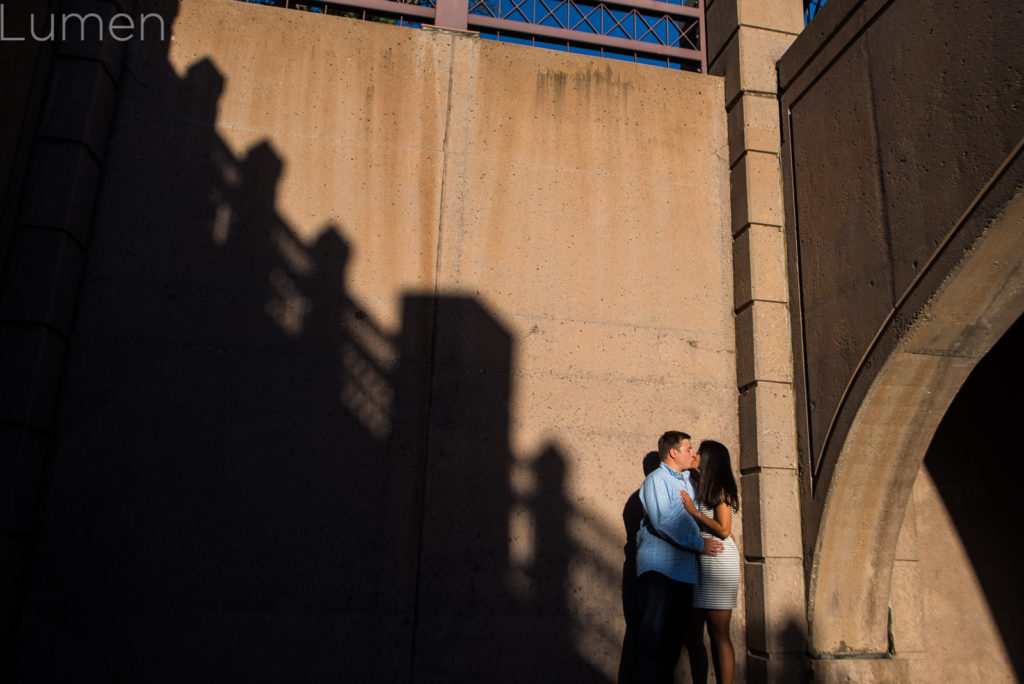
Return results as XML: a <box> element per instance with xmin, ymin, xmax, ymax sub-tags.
<box><xmin>806</xmin><ymin>180</ymin><xmax>1024</xmax><ymax>657</ymax></box>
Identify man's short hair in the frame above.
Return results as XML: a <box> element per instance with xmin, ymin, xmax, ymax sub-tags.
<box><xmin>658</xmin><ymin>430</ymin><xmax>691</xmax><ymax>460</ymax></box>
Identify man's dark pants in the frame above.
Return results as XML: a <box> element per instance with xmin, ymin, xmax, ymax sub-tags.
<box><xmin>633</xmin><ymin>570</ymin><xmax>694</xmax><ymax>684</ymax></box>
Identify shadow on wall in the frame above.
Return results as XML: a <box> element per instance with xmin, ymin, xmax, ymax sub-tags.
<box><xmin>9</xmin><ymin>1</ymin><xmax>606</xmax><ymax>681</ymax></box>
<box><xmin>923</xmin><ymin>314</ymin><xmax>1024</xmax><ymax>679</ymax></box>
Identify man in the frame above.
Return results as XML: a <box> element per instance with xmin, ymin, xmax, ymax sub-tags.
<box><xmin>633</xmin><ymin>431</ymin><xmax>724</xmax><ymax>684</ymax></box>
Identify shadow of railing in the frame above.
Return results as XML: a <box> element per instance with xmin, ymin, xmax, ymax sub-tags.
<box><xmin>7</xmin><ymin>2</ymin><xmax>617</xmax><ymax>681</ymax></box>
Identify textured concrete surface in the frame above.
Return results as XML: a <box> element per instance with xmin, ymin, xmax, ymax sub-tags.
<box><xmin>780</xmin><ymin>0</ymin><xmax>1024</xmax><ymax>489</ymax></box>
<box><xmin>804</xmin><ymin>165</ymin><xmax>1024</xmax><ymax>671</ymax></box>
<box><xmin>778</xmin><ymin>1</ymin><xmax>1024</xmax><ymax>679</ymax></box>
<box><xmin>9</xmin><ymin>1</ymin><xmax>737</xmax><ymax>681</ymax></box>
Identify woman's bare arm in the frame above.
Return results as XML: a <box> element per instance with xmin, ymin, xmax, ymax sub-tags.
<box><xmin>679</xmin><ymin>491</ymin><xmax>732</xmax><ymax>539</ymax></box>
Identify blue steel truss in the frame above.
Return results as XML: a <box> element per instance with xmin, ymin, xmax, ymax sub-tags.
<box><xmin>235</xmin><ymin>0</ymin><xmax>706</xmax><ymax>72</ymax></box>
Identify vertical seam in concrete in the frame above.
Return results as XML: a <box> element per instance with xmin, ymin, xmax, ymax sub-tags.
<box><xmin>409</xmin><ymin>38</ymin><xmax>459</xmax><ymax>684</ymax></box>
<box><xmin>864</xmin><ymin>41</ymin><xmax>895</xmax><ymax>306</ymax></box>
<box><xmin>781</xmin><ymin>98</ymin><xmax>814</xmax><ymax>489</ymax></box>
<box><xmin>434</xmin><ymin>40</ymin><xmax>458</xmax><ymax>295</ymax></box>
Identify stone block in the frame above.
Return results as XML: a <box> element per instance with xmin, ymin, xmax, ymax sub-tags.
<box><xmin>706</xmin><ymin>0</ymin><xmax>803</xmax><ymax>69</ymax></box>
<box><xmin>0</xmin><ymin>227</ymin><xmax>86</xmax><ymax>334</ymax></box>
<box><xmin>19</xmin><ymin>140</ymin><xmax>101</xmax><ymax>243</ymax></box>
<box><xmin>889</xmin><ymin>559</ymin><xmax>925</xmax><ymax>654</ymax></box>
<box><xmin>738</xmin><ymin>381</ymin><xmax>797</xmax><ymax>471</ymax></box>
<box><xmin>0</xmin><ymin>426</ymin><xmax>48</xmax><ymax>535</ymax></box>
<box><xmin>0</xmin><ymin>325</ymin><xmax>66</xmax><ymax>430</ymax></box>
<box><xmin>733</xmin><ymin>0</ymin><xmax>804</xmax><ymax>36</ymax></box>
<box><xmin>733</xmin><ymin>222</ymin><xmax>789</xmax><ymax>310</ymax></box>
<box><xmin>744</xmin><ymin>556</ymin><xmax>806</xmax><ymax>653</ymax></box>
<box><xmin>735</xmin><ymin>301</ymin><xmax>793</xmax><ymax>388</ymax></box>
<box><xmin>710</xmin><ymin>26</ymin><xmax>798</xmax><ymax>108</ymax></box>
<box><xmin>741</xmin><ymin>470</ymin><xmax>802</xmax><ymax>558</ymax></box>
<box><xmin>57</xmin><ymin>0</ymin><xmax>129</xmax><ymax>78</ymax></box>
<box><xmin>810</xmin><ymin>656</ymin><xmax>911</xmax><ymax>683</ymax></box>
<box><xmin>730</xmin><ymin>150</ymin><xmax>784</xmax><ymax>235</ymax></box>
<box><xmin>727</xmin><ymin>92</ymin><xmax>782</xmax><ymax>165</ymax></box>
<box><xmin>40</xmin><ymin>56</ymin><xmax>118</xmax><ymax>161</ymax></box>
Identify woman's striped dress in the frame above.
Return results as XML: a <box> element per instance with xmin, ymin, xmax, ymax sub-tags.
<box><xmin>692</xmin><ymin>501</ymin><xmax>740</xmax><ymax>610</ymax></box>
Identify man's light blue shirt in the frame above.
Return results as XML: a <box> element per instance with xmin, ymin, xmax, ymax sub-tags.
<box><xmin>636</xmin><ymin>462</ymin><xmax>704</xmax><ymax>583</ymax></box>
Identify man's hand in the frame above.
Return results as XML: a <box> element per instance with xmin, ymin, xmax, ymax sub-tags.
<box><xmin>701</xmin><ymin>538</ymin><xmax>724</xmax><ymax>556</ymax></box>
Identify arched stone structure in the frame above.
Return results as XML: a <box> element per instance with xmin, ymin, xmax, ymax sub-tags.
<box><xmin>807</xmin><ymin>176</ymin><xmax>1024</xmax><ymax>666</ymax></box>
<box><xmin>778</xmin><ymin>0</ymin><xmax>1024</xmax><ymax>676</ymax></box>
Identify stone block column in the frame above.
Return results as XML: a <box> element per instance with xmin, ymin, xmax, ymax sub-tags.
<box><xmin>0</xmin><ymin>0</ymin><xmax>134</xmax><ymax>672</ymax></box>
<box><xmin>704</xmin><ymin>0</ymin><xmax>807</xmax><ymax>679</ymax></box>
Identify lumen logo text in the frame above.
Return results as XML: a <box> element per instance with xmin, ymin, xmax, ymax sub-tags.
<box><xmin>0</xmin><ymin>5</ymin><xmax>167</xmax><ymax>42</ymax></box>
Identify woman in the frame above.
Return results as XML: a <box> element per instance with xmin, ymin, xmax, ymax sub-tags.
<box><xmin>680</xmin><ymin>440</ymin><xmax>740</xmax><ymax>684</ymax></box>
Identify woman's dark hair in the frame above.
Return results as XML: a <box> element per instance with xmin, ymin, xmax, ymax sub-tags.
<box><xmin>695</xmin><ymin>440</ymin><xmax>739</xmax><ymax>512</ymax></box>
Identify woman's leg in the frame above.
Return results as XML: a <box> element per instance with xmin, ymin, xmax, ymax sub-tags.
<box><xmin>685</xmin><ymin>608</ymin><xmax>708</xmax><ymax>684</ymax></box>
<box><xmin>705</xmin><ymin>609</ymin><xmax>734</xmax><ymax>684</ymax></box>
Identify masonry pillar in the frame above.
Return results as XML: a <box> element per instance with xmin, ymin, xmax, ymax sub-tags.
<box><xmin>0</xmin><ymin>0</ymin><xmax>134</xmax><ymax>672</ymax></box>
<box><xmin>704</xmin><ymin>0</ymin><xmax>807</xmax><ymax>679</ymax></box>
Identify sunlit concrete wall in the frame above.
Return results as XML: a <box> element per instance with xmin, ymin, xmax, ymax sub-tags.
<box><xmin>10</xmin><ymin>0</ymin><xmax>737</xmax><ymax>681</ymax></box>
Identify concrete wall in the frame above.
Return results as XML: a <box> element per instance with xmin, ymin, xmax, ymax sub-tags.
<box><xmin>8</xmin><ymin>1</ymin><xmax>737</xmax><ymax>681</ymax></box>
<box><xmin>779</xmin><ymin>0</ymin><xmax>1024</xmax><ymax>516</ymax></box>
<box><xmin>778</xmin><ymin>0</ymin><xmax>1024</xmax><ymax>681</ymax></box>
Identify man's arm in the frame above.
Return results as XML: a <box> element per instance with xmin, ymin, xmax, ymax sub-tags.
<box><xmin>639</xmin><ymin>476</ymin><xmax>709</xmax><ymax>553</ymax></box>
